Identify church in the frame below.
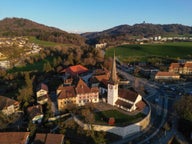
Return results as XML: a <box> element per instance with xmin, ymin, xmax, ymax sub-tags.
<box><xmin>107</xmin><ymin>53</ymin><xmax>146</xmax><ymax>112</ymax></box>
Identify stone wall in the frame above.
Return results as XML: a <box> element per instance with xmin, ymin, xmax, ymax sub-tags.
<box><xmin>73</xmin><ymin>101</ymin><xmax>151</xmax><ymax>138</ymax></box>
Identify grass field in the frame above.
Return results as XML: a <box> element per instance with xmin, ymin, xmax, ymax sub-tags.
<box><xmin>95</xmin><ymin>110</ymin><xmax>145</xmax><ymax>126</ymax></box>
<box><xmin>8</xmin><ymin>56</ymin><xmax>54</xmax><ymax>73</ymax></box>
<box><xmin>28</xmin><ymin>37</ymin><xmax>73</xmax><ymax>47</ymax></box>
<box><xmin>106</xmin><ymin>42</ymin><xmax>192</xmax><ymax>62</ymax></box>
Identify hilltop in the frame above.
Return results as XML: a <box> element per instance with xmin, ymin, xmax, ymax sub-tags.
<box><xmin>82</xmin><ymin>23</ymin><xmax>192</xmax><ymax>45</ymax></box>
<box><xmin>0</xmin><ymin>17</ymin><xmax>85</xmax><ymax>45</ymax></box>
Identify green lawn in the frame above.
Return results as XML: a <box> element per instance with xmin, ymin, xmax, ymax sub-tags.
<box><xmin>106</xmin><ymin>42</ymin><xmax>192</xmax><ymax>61</ymax></box>
<box><xmin>95</xmin><ymin>110</ymin><xmax>145</xmax><ymax>126</ymax></box>
<box><xmin>28</xmin><ymin>36</ymin><xmax>73</xmax><ymax>47</ymax></box>
<box><xmin>8</xmin><ymin>56</ymin><xmax>54</xmax><ymax>73</ymax></box>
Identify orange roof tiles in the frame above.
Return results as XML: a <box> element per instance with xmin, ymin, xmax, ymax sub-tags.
<box><xmin>33</xmin><ymin>133</ymin><xmax>46</xmax><ymax>144</ymax></box>
<box><xmin>45</xmin><ymin>133</ymin><xmax>64</xmax><ymax>144</ymax></box>
<box><xmin>34</xmin><ymin>133</ymin><xmax>64</xmax><ymax>144</ymax></box>
<box><xmin>61</xmin><ymin>64</ymin><xmax>88</xmax><ymax>76</ymax></box>
<box><xmin>156</xmin><ymin>71</ymin><xmax>179</xmax><ymax>77</ymax></box>
<box><xmin>169</xmin><ymin>63</ymin><xmax>180</xmax><ymax>69</ymax></box>
<box><xmin>0</xmin><ymin>132</ymin><xmax>30</xmax><ymax>144</ymax></box>
<box><xmin>184</xmin><ymin>62</ymin><xmax>192</xmax><ymax>68</ymax></box>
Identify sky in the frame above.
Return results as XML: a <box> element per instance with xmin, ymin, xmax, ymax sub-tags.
<box><xmin>0</xmin><ymin>0</ymin><xmax>192</xmax><ymax>33</ymax></box>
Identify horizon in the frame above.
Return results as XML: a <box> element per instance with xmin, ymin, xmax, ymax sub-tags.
<box><xmin>0</xmin><ymin>0</ymin><xmax>192</xmax><ymax>33</ymax></box>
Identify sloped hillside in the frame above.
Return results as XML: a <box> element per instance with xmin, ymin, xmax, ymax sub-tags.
<box><xmin>0</xmin><ymin>17</ymin><xmax>85</xmax><ymax>45</ymax></box>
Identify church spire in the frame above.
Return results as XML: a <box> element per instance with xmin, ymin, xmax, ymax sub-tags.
<box><xmin>110</xmin><ymin>49</ymin><xmax>117</xmax><ymax>83</ymax></box>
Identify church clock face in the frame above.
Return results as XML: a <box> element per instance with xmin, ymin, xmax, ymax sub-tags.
<box><xmin>109</xmin><ymin>85</ymin><xmax>113</xmax><ymax>89</ymax></box>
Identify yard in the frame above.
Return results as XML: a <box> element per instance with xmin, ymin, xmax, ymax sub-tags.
<box><xmin>94</xmin><ymin>109</ymin><xmax>145</xmax><ymax>127</ymax></box>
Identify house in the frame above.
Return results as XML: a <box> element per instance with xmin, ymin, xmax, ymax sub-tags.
<box><xmin>36</xmin><ymin>83</ymin><xmax>49</xmax><ymax>104</ymax></box>
<box><xmin>76</xmin><ymin>78</ymin><xmax>99</xmax><ymax>106</ymax></box>
<box><xmin>57</xmin><ymin>78</ymin><xmax>99</xmax><ymax>111</ymax></box>
<box><xmin>169</xmin><ymin>61</ymin><xmax>192</xmax><ymax>75</ymax></box>
<box><xmin>60</xmin><ymin>64</ymin><xmax>88</xmax><ymax>76</ymax></box>
<box><xmin>169</xmin><ymin>63</ymin><xmax>183</xmax><ymax>74</ymax></box>
<box><xmin>0</xmin><ymin>132</ymin><xmax>30</xmax><ymax>144</ymax></box>
<box><xmin>27</xmin><ymin>105</ymin><xmax>43</xmax><ymax>124</ymax></box>
<box><xmin>183</xmin><ymin>61</ymin><xmax>192</xmax><ymax>74</ymax></box>
<box><xmin>57</xmin><ymin>86</ymin><xmax>76</xmax><ymax>111</ymax></box>
<box><xmin>33</xmin><ymin>133</ymin><xmax>64</xmax><ymax>144</ymax></box>
<box><xmin>107</xmin><ymin>53</ymin><xmax>146</xmax><ymax>112</ymax></box>
<box><xmin>155</xmin><ymin>71</ymin><xmax>180</xmax><ymax>80</ymax></box>
<box><xmin>89</xmin><ymin>68</ymin><xmax>110</xmax><ymax>95</ymax></box>
<box><xmin>0</xmin><ymin>95</ymin><xmax>19</xmax><ymax>115</ymax></box>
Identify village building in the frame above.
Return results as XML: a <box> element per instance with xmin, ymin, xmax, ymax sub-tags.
<box><xmin>107</xmin><ymin>53</ymin><xmax>146</xmax><ymax>112</ymax></box>
<box><xmin>57</xmin><ymin>86</ymin><xmax>76</xmax><ymax>110</ymax></box>
<box><xmin>0</xmin><ymin>132</ymin><xmax>30</xmax><ymax>144</ymax></box>
<box><xmin>169</xmin><ymin>61</ymin><xmax>192</xmax><ymax>75</ymax></box>
<box><xmin>57</xmin><ymin>78</ymin><xmax>99</xmax><ymax>111</ymax></box>
<box><xmin>155</xmin><ymin>71</ymin><xmax>180</xmax><ymax>80</ymax></box>
<box><xmin>36</xmin><ymin>83</ymin><xmax>49</xmax><ymax>105</ymax></box>
<box><xmin>0</xmin><ymin>95</ymin><xmax>19</xmax><ymax>115</ymax></box>
<box><xmin>89</xmin><ymin>68</ymin><xmax>110</xmax><ymax>96</ymax></box>
<box><xmin>27</xmin><ymin>105</ymin><xmax>44</xmax><ymax>124</ymax></box>
<box><xmin>60</xmin><ymin>64</ymin><xmax>88</xmax><ymax>76</ymax></box>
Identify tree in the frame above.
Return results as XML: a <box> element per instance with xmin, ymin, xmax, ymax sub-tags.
<box><xmin>43</xmin><ymin>62</ymin><xmax>52</xmax><ymax>72</ymax></box>
<box><xmin>174</xmin><ymin>95</ymin><xmax>192</xmax><ymax>141</ymax></box>
<box><xmin>175</xmin><ymin>95</ymin><xmax>192</xmax><ymax>122</ymax></box>
<box><xmin>17</xmin><ymin>72</ymin><xmax>34</xmax><ymax>109</ymax></box>
<box><xmin>80</xmin><ymin>107</ymin><xmax>106</xmax><ymax>144</ymax></box>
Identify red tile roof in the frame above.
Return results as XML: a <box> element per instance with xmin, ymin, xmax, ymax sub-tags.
<box><xmin>118</xmin><ymin>89</ymin><xmax>138</xmax><ymax>102</ymax></box>
<box><xmin>184</xmin><ymin>62</ymin><xmax>192</xmax><ymax>68</ymax></box>
<box><xmin>45</xmin><ymin>133</ymin><xmax>64</xmax><ymax>144</ymax></box>
<box><xmin>58</xmin><ymin>86</ymin><xmax>76</xmax><ymax>99</ymax></box>
<box><xmin>61</xmin><ymin>64</ymin><xmax>88</xmax><ymax>76</ymax></box>
<box><xmin>169</xmin><ymin>63</ymin><xmax>180</xmax><ymax>69</ymax></box>
<box><xmin>94</xmin><ymin>74</ymin><xmax>110</xmax><ymax>82</ymax></box>
<box><xmin>0</xmin><ymin>132</ymin><xmax>30</xmax><ymax>144</ymax></box>
<box><xmin>33</xmin><ymin>133</ymin><xmax>46</xmax><ymax>144</ymax></box>
<box><xmin>91</xmin><ymin>87</ymin><xmax>99</xmax><ymax>93</ymax></box>
<box><xmin>34</xmin><ymin>133</ymin><xmax>64</xmax><ymax>144</ymax></box>
<box><xmin>156</xmin><ymin>71</ymin><xmax>179</xmax><ymax>77</ymax></box>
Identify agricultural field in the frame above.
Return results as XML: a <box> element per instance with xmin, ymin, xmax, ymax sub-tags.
<box><xmin>106</xmin><ymin>42</ymin><xmax>192</xmax><ymax>62</ymax></box>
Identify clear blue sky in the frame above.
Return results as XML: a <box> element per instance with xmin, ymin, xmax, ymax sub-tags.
<box><xmin>0</xmin><ymin>0</ymin><xmax>191</xmax><ymax>32</ymax></box>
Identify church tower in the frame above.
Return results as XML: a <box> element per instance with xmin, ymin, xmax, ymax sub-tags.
<box><xmin>107</xmin><ymin>51</ymin><xmax>118</xmax><ymax>106</ymax></box>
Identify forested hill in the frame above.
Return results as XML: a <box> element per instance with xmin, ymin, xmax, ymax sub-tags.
<box><xmin>0</xmin><ymin>17</ymin><xmax>85</xmax><ymax>45</ymax></box>
<box><xmin>82</xmin><ymin>23</ymin><xmax>192</xmax><ymax>45</ymax></box>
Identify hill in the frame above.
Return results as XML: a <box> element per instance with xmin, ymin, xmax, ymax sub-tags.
<box><xmin>82</xmin><ymin>23</ymin><xmax>192</xmax><ymax>45</ymax></box>
<box><xmin>0</xmin><ymin>17</ymin><xmax>85</xmax><ymax>45</ymax></box>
